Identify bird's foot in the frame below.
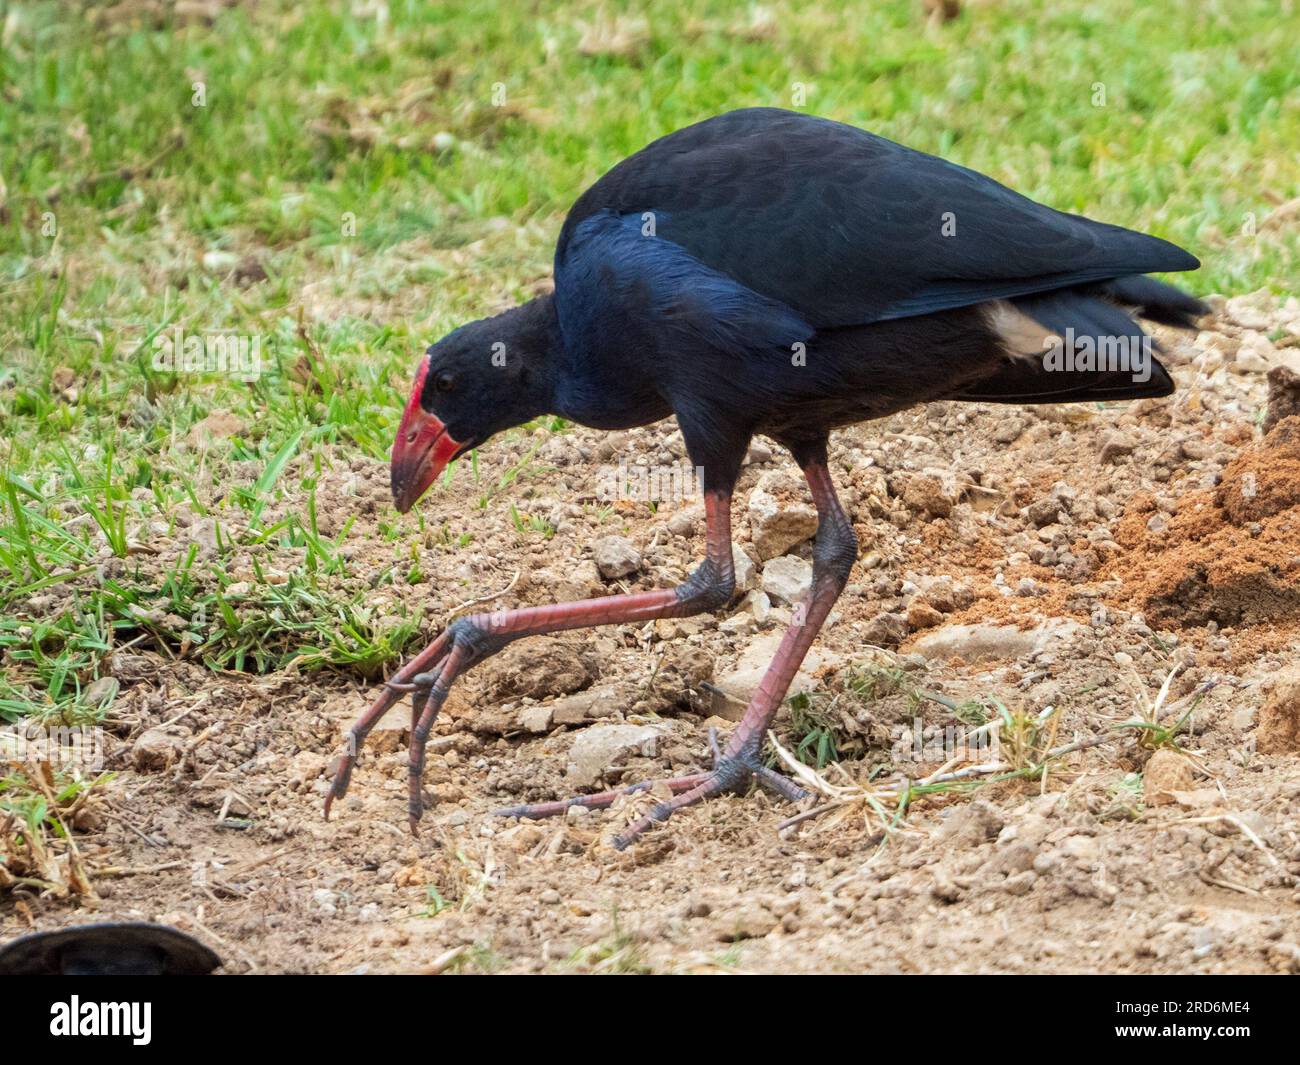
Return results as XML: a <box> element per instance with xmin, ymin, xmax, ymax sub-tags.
<box><xmin>493</xmin><ymin>729</ymin><xmax>808</xmax><ymax>850</ymax></box>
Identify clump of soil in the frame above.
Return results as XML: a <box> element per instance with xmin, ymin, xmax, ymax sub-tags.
<box><xmin>1258</xmin><ymin>668</ymin><xmax>1300</xmax><ymax>754</ymax></box>
<box><xmin>1109</xmin><ymin>416</ymin><xmax>1300</xmax><ymax>628</ymax></box>
<box><xmin>1264</xmin><ymin>363</ymin><xmax>1300</xmax><ymax>433</ymax></box>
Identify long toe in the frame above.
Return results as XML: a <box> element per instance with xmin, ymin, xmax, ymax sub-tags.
<box><xmin>493</xmin><ymin>772</ymin><xmax>714</xmax><ymax>820</ymax></box>
<box><xmin>494</xmin><ymin>752</ymin><xmax>807</xmax><ymax>850</ymax></box>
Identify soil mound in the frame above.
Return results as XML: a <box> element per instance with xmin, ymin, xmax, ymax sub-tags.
<box><xmin>1109</xmin><ymin>416</ymin><xmax>1300</xmax><ymax>627</ymax></box>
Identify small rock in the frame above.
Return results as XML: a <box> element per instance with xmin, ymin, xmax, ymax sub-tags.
<box><xmin>911</xmin><ymin>620</ymin><xmax>1081</xmax><ymax>663</ymax></box>
<box><xmin>482</xmin><ymin>640</ymin><xmax>592</xmax><ymax>701</ymax></box>
<box><xmin>109</xmin><ymin>652</ymin><xmax>155</xmax><ymax>684</ymax></box>
<box><xmin>720</xmin><ymin>612</ymin><xmax>755</xmax><ymax>636</ymax></box>
<box><xmin>1061</xmin><ymin>833</ymin><xmax>1099</xmax><ymax>864</ymax></box>
<box><xmin>1229</xmin><ymin>347</ymin><xmax>1270</xmax><ymax>375</ymax></box>
<box><xmin>731</xmin><ymin>543</ymin><xmax>758</xmax><ymax>593</ymax></box>
<box><xmin>993</xmin><ymin>419</ymin><xmax>1025</xmax><ymax>444</ymax></box>
<box><xmin>592</xmin><ymin>536</ymin><xmax>641</xmax><ymax>579</ymax></box>
<box><xmin>554</xmin><ymin>560</ymin><xmax>604</xmax><ymax>601</ymax></box>
<box><xmin>863</xmin><ymin>611</ymin><xmax>908</xmax><ymax>648</ymax></box>
<box><xmin>906</xmin><ymin>600</ymin><xmax>944</xmax><ymax>630</ymax></box>
<box><xmin>761</xmin><ymin>555</ymin><xmax>812</xmax><ymax>604</ymax></box>
<box><xmin>748</xmin><ymin>470</ymin><xmax>819</xmax><ymax>560</ymax></box>
<box><xmin>222</xmin><ymin>792</ymin><xmax>255</xmax><ymax>818</ymax></box>
<box><xmin>918</xmin><ymin>576</ymin><xmax>972</xmax><ymax>614</ymax></box>
<box><xmin>930</xmin><ymin>868</ymin><xmax>964</xmax><ymax>903</ymax></box>
<box><xmin>566</xmin><ymin>724</ymin><xmax>663</xmax><ymax>787</ymax></box>
<box><xmin>936</xmin><ymin>800</ymin><xmax>1004</xmax><ymax>846</ymax></box>
<box><xmin>715</xmin><ymin>904</ymin><xmax>777</xmax><ymax>941</ymax></box>
<box><xmin>1100</xmin><ymin>432</ymin><xmax>1137</xmax><ymax>463</ymax></box>
<box><xmin>1225</xmin><ymin>291</ymin><xmax>1274</xmax><ymax>331</ymax></box>
<box><xmin>894</xmin><ymin>473</ymin><xmax>953</xmax><ymax>519</ymax></box>
<box><xmin>339</xmin><ymin>702</ymin><xmax>411</xmax><ymax>752</ymax></box>
<box><xmin>82</xmin><ymin>676</ymin><xmax>119</xmax><ymax>707</ymax></box>
<box><xmin>202</xmin><ymin>250</ymin><xmax>241</xmax><ymax>274</ymax></box>
<box><xmin>517</xmin><ymin>705</ymin><xmax>554</xmax><ymax>733</ymax></box>
<box><xmin>712</xmin><ymin>634</ymin><xmax>839</xmax><ymax>717</ymax></box>
<box><xmin>1003</xmin><ymin>870</ymin><xmax>1037</xmax><ymax>896</ymax></box>
<box><xmin>1257</xmin><ymin>667</ymin><xmax>1300</xmax><ymax>754</ymax></box>
<box><xmin>547</xmin><ymin>689</ymin><xmax>610</xmax><ymax>726</ymax></box>
<box><xmin>1264</xmin><ymin>363</ymin><xmax>1300</xmax><ymax>433</ymax></box>
<box><xmin>740</xmin><ymin>589</ymin><xmax>771</xmax><ymax>623</ymax></box>
<box><xmin>666</xmin><ymin>509</ymin><xmax>698</xmax><ymax>537</ymax></box>
<box><xmin>132</xmin><ymin>728</ymin><xmax>184</xmax><ymax>771</ymax></box>
<box><xmin>1027</xmin><ymin>497</ymin><xmax>1064</xmax><ymax>527</ymax></box>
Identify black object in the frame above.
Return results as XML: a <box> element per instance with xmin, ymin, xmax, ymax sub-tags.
<box><xmin>0</xmin><ymin>921</ymin><xmax>221</xmax><ymax>975</ymax></box>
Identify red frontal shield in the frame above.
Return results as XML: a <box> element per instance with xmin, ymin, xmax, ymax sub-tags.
<box><xmin>390</xmin><ymin>356</ymin><xmax>463</xmax><ymax>513</ymax></box>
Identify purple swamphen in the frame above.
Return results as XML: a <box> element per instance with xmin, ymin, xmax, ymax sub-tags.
<box><xmin>328</xmin><ymin>108</ymin><xmax>1205</xmax><ymax>847</ymax></box>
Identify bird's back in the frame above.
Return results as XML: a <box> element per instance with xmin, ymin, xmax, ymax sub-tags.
<box><xmin>557</xmin><ymin>108</ymin><xmax>1199</xmax><ymax>329</ymax></box>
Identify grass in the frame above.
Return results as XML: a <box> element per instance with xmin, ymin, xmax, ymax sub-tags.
<box><xmin>564</xmin><ymin>912</ymin><xmax>652</xmax><ymax>974</ymax></box>
<box><xmin>0</xmin><ymin>759</ymin><xmax>110</xmax><ymax>897</ymax></box>
<box><xmin>0</xmin><ymin>1</ymin><xmax>1295</xmax><ymax>831</ymax></box>
<box><xmin>778</xmin><ymin>658</ymin><xmax>924</xmax><ymax>770</ymax></box>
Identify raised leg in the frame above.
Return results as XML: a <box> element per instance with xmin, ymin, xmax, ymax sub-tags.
<box><xmin>501</xmin><ymin>442</ymin><xmax>859</xmax><ymax>850</ymax></box>
<box><xmin>325</xmin><ymin>491</ymin><xmax>737</xmax><ymax>827</ymax></box>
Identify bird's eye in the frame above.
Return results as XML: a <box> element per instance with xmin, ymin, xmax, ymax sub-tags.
<box><xmin>434</xmin><ymin>371</ymin><xmax>456</xmax><ymax>393</ymax></box>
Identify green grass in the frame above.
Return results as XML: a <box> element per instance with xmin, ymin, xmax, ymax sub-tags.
<box><xmin>0</xmin><ymin>0</ymin><xmax>1297</xmax><ymax>727</ymax></box>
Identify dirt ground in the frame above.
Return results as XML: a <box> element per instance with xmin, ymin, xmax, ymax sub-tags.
<box><xmin>4</xmin><ymin>292</ymin><xmax>1300</xmax><ymax>974</ymax></box>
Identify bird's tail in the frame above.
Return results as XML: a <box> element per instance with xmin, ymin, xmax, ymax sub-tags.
<box><xmin>954</xmin><ymin>276</ymin><xmax>1205</xmax><ymax>405</ymax></box>
<box><xmin>1102</xmin><ymin>274</ymin><xmax>1209</xmax><ymax>328</ymax></box>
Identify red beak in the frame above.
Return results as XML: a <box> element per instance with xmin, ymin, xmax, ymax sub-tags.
<box><xmin>390</xmin><ymin>356</ymin><xmax>463</xmax><ymax>514</ymax></box>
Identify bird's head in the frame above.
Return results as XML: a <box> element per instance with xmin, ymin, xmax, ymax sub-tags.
<box><xmin>390</xmin><ymin>297</ymin><xmax>559</xmax><ymax>513</ymax></box>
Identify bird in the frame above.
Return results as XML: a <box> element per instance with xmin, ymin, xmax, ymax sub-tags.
<box><xmin>327</xmin><ymin>107</ymin><xmax>1205</xmax><ymax>848</ymax></box>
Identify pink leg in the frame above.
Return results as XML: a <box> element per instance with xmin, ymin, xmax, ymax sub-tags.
<box><xmin>326</xmin><ymin>492</ymin><xmax>737</xmax><ymax>825</ymax></box>
<box><xmin>504</xmin><ymin>449</ymin><xmax>859</xmax><ymax>850</ymax></box>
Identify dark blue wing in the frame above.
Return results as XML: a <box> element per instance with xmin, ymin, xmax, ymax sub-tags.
<box><xmin>557</xmin><ymin>109</ymin><xmax>1199</xmax><ymax>330</ymax></box>
<box><xmin>554</xmin><ymin>211</ymin><xmax>813</xmax><ymax>361</ymax></box>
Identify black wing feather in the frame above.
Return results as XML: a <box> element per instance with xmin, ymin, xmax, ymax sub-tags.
<box><xmin>558</xmin><ymin>109</ymin><xmax>1199</xmax><ymax>329</ymax></box>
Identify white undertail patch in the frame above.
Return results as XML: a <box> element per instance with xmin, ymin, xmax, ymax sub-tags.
<box><xmin>984</xmin><ymin>300</ymin><xmax>1060</xmax><ymax>361</ymax></box>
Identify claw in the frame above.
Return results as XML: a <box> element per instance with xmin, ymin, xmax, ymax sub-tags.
<box><xmin>324</xmin><ymin>631</ymin><xmax>454</xmax><ymax>820</ymax></box>
<box><xmin>494</xmin><ymin>739</ymin><xmax>809</xmax><ymax>849</ymax></box>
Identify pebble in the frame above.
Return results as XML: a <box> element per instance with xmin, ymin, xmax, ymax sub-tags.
<box><xmin>731</xmin><ymin>543</ymin><xmax>758</xmax><ymax>592</ymax></box>
<box><xmin>565</xmin><ymin>724</ymin><xmax>663</xmax><ymax>786</ymax></box>
<box><xmin>131</xmin><ymin>728</ymin><xmax>184</xmax><ymax>771</ymax></box>
<box><xmin>591</xmin><ymin>535</ymin><xmax>641</xmax><ymax>579</ymax></box>
<box><xmin>715</xmin><ymin>904</ymin><xmax>777</xmax><ymax>941</ymax></box>
<box><xmin>748</xmin><ymin>470</ymin><xmax>819</xmax><ymax>560</ymax></box>
<box><xmin>666</xmin><ymin>509</ymin><xmax>697</xmax><ymax>537</ymax></box>
<box><xmin>761</xmin><ymin>555</ymin><xmax>813</xmax><ymax>604</ymax></box>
